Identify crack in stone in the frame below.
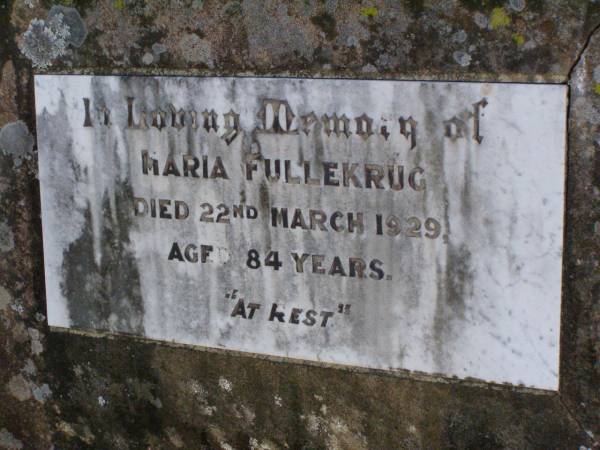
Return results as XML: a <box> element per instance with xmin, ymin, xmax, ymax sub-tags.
<box><xmin>568</xmin><ymin>22</ymin><xmax>600</xmax><ymax>81</ymax></box>
<box><xmin>558</xmin><ymin>396</ymin><xmax>598</xmax><ymax>447</ymax></box>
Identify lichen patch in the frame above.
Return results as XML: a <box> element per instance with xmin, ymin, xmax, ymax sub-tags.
<box><xmin>18</xmin><ymin>15</ymin><xmax>70</xmax><ymax>68</ymax></box>
<box><xmin>7</xmin><ymin>374</ymin><xmax>32</xmax><ymax>401</ymax></box>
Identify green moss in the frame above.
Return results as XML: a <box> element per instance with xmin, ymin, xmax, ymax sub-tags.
<box><xmin>360</xmin><ymin>6</ymin><xmax>378</xmax><ymax>18</ymax></box>
<box><xmin>512</xmin><ymin>33</ymin><xmax>525</xmax><ymax>46</ymax></box>
<box><xmin>489</xmin><ymin>7</ymin><xmax>510</xmax><ymax>29</ymax></box>
<box><xmin>593</xmin><ymin>83</ymin><xmax>600</xmax><ymax>95</ymax></box>
<box><xmin>113</xmin><ymin>0</ymin><xmax>126</xmax><ymax>10</ymax></box>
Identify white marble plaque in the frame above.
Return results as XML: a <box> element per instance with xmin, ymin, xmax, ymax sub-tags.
<box><xmin>35</xmin><ymin>75</ymin><xmax>566</xmax><ymax>390</ymax></box>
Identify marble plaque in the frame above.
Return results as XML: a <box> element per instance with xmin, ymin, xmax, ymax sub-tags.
<box><xmin>35</xmin><ymin>75</ymin><xmax>566</xmax><ymax>390</ymax></box>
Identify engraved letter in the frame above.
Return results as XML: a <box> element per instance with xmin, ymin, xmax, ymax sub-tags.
<box><xmin>127</xmin><ymin>97</ymin><xmax>148</xmax><ymax>129</ymax></box>
<box><xmin>98</xmin><ymin>106</ymin><xmax>110</xmax><ymax>127</ymax></box>
<box><xmin>399</xmin><ymin>116</ymin><xmax>417</xmax><ymax>149</ymax></box>
<box><xmin>355</xmin><ymin>113</ymin><xmax>373</xmax><ymax>139</ymax></box>
<box><xmin>151</xmin><ymin>109</ymin><xmax>167</xmax><ymax>131</ymax></box>
<box><xmin>222</xmin><ymin>109</ymin><xmax>240</xmax><ymax>144</ymax></box>
<box><xmin>83</xmin><ymin>98</ymin><xmax>110</xmax><ymax>127</ymax></box>
<box><xmin>202</xmin><ymin>109</ymin><xmax>219</xmax><ymax>133</ymax></box>
<box><xmin>257</xmin><ymin>99</ymin><xmax>298</xmax><ymax>134</ymax></box>
<box><xmin>83</xmin><ymin>98</ymin><xmax>92</xmax><ymax>127</ymax></box>
<box><xmin>141</xmin><ymin>150</ymin><xmax>159</xmax><ymax>175</ymax></box>
<box><xmin>408</xmin><ymin>167</ymin><xmax>426</xmax><ymax>191</ymax></box>
<box><xmin>472</xmin><ymin>98</ymin><xmax>488</xmax><ymax>144</ymax></box>
<box><xmin>443</xmin><ymin>116</ymin><xmax>467</xmax><ymax>140</ymax></box>
<box><xmin>268</xmin><ymin>304</ymin><xmax>285</xmax><ymax>322</ymax></box>
<box><xmin>169</xmin><ymin>105</ymin><xmax>186</xmax><ymax>130</ymax></box>
<box><xmin>300</xmin><ymin>112</ymin><xmax>318</xmax><ymax>135</ymax></box>
<box><xmin>189</xmin><ymin>110</ymin><xmax>199</xmax><ymax>129</ymax></box>
<box><xmin>322</xmin><ymin>114</ymin><xmax>351</xmax><ymax>138</ymax></box>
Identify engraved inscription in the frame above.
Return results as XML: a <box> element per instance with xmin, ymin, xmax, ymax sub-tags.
<box><xmin>37</xmin><ymin>76</ymin><xmax>567</xmax><ymax>390</ymax></box>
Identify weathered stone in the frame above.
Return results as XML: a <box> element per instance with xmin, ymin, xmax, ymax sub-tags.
<box><xmin>35</xmin><ymin>75</ymin><xmax>566</xmax><ymax>390</ymax></box>
<box><xmin>47</xmin><ymin>6</ymin><xmax>87</xmax><ymax>48</ymax></box>
<box><xmin>18</xmin><ymin>16</ymin><xmax>69</xmax><ymax>69</ymax></box>
<box><xmin>30</xmin><ymin>383</ymin><xmax>51</xmax><ymax>403</ymax></box>
<box><xmin>0</xmin><ymin>285</ymin><xmax>11</xmax><ymax>311</ymax></box>
<box><xmin>0</xmin><ymin>429</ymin><xmax>23</xmax><ymax>450</ymax></box>
<box><xmin>0</xmin><ymin>218</ymin><xmax>15</xmax><ymax>251</ymax></box>
<box><xmin>0</xmin><ymin>61</ymin><xmax>18</xmax><ymax>126</ymax></box>
<box><xmin>27</xmin><ymin>327</ymin><xmax>43</xmax><ymax>355</ymax></box>
<box><xmin>561</xmin><ymin>25</ymin><xmax>600</xmax><ymax>442</ymax></box>
<box><xmin>7</xmin><ymin>375</ymin><xmax>31</xmax><ymax>402</ymax></box>
<box><xmin>0</xmin><ymin>121</ymin><xmax>33</xmax><ymax>160</ymax></box>
<box><xmin>0</xmin><ymin>0</ymin><xmax>599</xmax><ymax>448</ymax></box>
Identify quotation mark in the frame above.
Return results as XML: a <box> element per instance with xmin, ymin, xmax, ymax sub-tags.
<box><xmin>225</xmin><ymin>289</ymin><xmax>239</xmax><ymax>300</ymax></box>
<box><xmin>337</xmin><ymin>304</ymin><xmax>351</xmax><ymax>314</ymax></box>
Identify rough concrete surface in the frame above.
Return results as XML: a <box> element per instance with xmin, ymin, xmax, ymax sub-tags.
<box><xmin>0</xmin><ymin>0</ymin><xmax>599</xmax><ymax>449</ymax></box>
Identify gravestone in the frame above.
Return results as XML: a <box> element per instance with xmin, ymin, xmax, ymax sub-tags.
<box><xmin>1</xmin><ymin>2</ymin><xmax>599</xmax><ymax>449</ymax></box>
<box><xmin>36</xmin><ymin>75</ymin><xmax>566</xmax><ymax>390</ymax></box>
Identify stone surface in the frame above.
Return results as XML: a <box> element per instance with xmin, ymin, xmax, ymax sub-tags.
<box><xmin>562</xmin><ymin>22</ymin><xmax>600</xmax><ymax>442</ymax></box>
<box><xmin>0</xmin><ymin>120</ymin><xmax>33</xmax><ymax>159</ymax></box>
<box><xmin>35</xmin><ymin>75</ymin><xmax>566</xmax><ymax>390</ymax></box>
<box><xmin>1</xmin><ymin>1</ymin><xmax>599</xmax><ymax>448</ymax></box>
<box><xmin>47</xmin><ymin>6</ymin><xmax>87</xmax><ymax>48</ymax></box>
